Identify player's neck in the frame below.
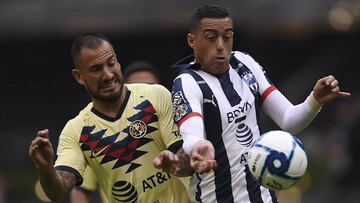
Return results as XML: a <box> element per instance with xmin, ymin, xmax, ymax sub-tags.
<box><xmin>92</xmin><ymin>85</ymin><xmax>128</xmax><ymax>118</ymax></box>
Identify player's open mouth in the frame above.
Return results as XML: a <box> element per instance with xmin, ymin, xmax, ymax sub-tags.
<box><xmin>215</xmin><ymin>57</ymin><xmax>226</xmax><ymax>62</ymax></box>
<box><xmin>101</xmin><ymin>80</ymin><xmax>118</xmax><ymax>90</ymax></box>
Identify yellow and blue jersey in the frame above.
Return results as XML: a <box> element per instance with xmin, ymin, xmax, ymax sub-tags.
<box><xmin>55</xmin><ymin>84</ymin><xmax>190</xmax><ymax>203</ymax></box>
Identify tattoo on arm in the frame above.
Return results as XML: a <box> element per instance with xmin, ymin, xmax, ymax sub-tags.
<box><xmin>58</xmin><ymin>170</ymin><xmax>77</xmax><ymax>191</ymax></box>
<box><xmin>40</xmin><ymin>170</ymin><xmax>77</xmax><ymax>201</ymax></box>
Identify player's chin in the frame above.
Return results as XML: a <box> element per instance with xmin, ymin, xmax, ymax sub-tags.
<box><xmin>97</xmin><ymin>91</ymin><xmax>122</xmax><ymax>102</ymax></box>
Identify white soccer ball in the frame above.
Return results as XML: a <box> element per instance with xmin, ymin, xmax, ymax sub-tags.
<box><xmin>247</xmin><ymin>130</ymin><xmax>308</xmax><ymax>190</ymax></box>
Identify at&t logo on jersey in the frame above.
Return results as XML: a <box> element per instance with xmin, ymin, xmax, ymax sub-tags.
<box><xmin>112</xmin><ymin>181</ymin><xmax>138</xmax><ymax>202</ymax></box>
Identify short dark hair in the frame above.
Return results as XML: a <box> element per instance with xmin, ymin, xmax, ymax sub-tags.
<box><xmin>189</xmin><ymin>5</ymin><xmax>230</xmax><ymax>32</ymax></box>
<box><xmin>123</xmin><ymin>61</ymin><xmax>159</xmax><ymax>82</ymax></box>
<box><xmin>71</xmin><ymin>33</ymin><xmax>112</xmax><ymax>66</ymax></box>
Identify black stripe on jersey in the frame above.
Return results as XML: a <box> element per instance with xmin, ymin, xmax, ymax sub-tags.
<box><xmin>269</xmin><ymin>189</ymin><xmax>278</xmax><ymax>203</ymax></box>
<box><xmin>230</xmin><ymin>55</ymin><xmax>263</xmax><ymax>134</ymax></box>
<box><xmin>55</xmin><ymin>165</ymin><xmax>83</xmax><ymax>186</ymax></box>
<box><xmin>185</xmin><ymin>70</ymin><xmax>234</xmax><ymax>203</ymax></box>
<box><xmin>244</xmin><ymin>165</ymin><xmax>264</xmax><ymax>203</ymax></box>
<box><xmin>195</xmin><ymin>173</ymin><xmax>203</xmax><ymax>202</ymax></box>
<box><xmin>90</xmin><ymin>90</ymin><xmax>131</xmax><ymax>122</ymax></box>
<box><xmin>216</xmin><ymin>71</ymin><xmax>241</xmax><ymax>107</ymax></box>
<box><xmin>167</xmin><ymin>140</ymin><xmax>183</xmax><ymax>153</ymax></box>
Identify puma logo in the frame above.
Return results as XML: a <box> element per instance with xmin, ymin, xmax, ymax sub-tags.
<box><xmin>203</xmin><ymin>94</ymin><xmax>217</xmax><ymax>107</ymax></box>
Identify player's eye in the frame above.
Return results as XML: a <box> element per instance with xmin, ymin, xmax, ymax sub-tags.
<box><xmin>89</xmin><ymin>65</ymin><xmax>101</xmax><ymax>72</ymax></box>
<box><xmin>206</xmin><ymin>35</ymin><xmax>217</xmax><ymax>41</ymax></box>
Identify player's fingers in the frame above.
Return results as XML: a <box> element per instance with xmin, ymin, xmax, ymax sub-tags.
<box><xmin>153</xmin><ymin>151</ymin><xmax>168</xmax><ymax>168</ymax></box>
<box><xmin>196</xmin><ymin>160</ymin><xmax>216</xmax><ymax>173</ymax></box>
<box><xmin>190</xmin><ymin>152</ymin><xmax>203</xmax><ymax>162</ymax></box>
<box><xmin>190</xmin><ymin>160</ymin><xmax>200</xmax><ymax>171</ymax></box>
<box><xmin>29</xmin><ymin>144</ymin><xmax>39</xmax><ymax>157</ymax></box>
<box><xmin>331</xmin><ymin>86</ymin><xmax>340</xmax><ymax>93</ymax></box>
<box><xmin>153</xmin><ymin>156</ymin><xmax>162</xmax><ymax>168</ymax></box>
<box><xmin>37</xmin><ymin>129</ymin><xmax>49</xmax><ymax>139</ymax></box>
<box><xmin>338</xmin><ymin>91</ymin><xmax>352</xmax><ymax>97</ymax></box>
<box><xmin>31</xmin><ymin>136</ymin><xmax>48</xmax><ymax>147</ymax></box>
<box><xmin>325</xmin><ymin>75</ymin><xmax>335</xmax><ymax>85</ymax></box>
<box><xmin>208</xmin><ymin>160</ymin><xmax>217</xmax><ymax>169</ymax></box>
<box><xmin>330</xmin><ymin>79</ymin><xmax>338</xmax><ymax>88</ymax></box>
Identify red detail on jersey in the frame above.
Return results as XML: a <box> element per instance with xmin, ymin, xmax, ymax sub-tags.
<box><xmin>80</xmin><ymin>134</ymin><xmax>89</xmax><ymax>142</ymax></box>
<box><xmin>120</xmin><ymin>151</ymin><xmax>135</xmax><ymax>162</ymax></box>
<box><xmin>128</xmin><ymin>139</ymin><xmax>140</xmax><ymax>150</ymax></box>
<box><xmin>87</xmin><ymin>140</ymin><xmax>100</xmax><ymax>149</ymax></box>
<box><xmin>106</xmin><ymin>139</ymin><xmax>140</xmax><ymax>162</ymax></box>
<box><xmin>142</xmin><ymin>114</ymin><xmax>153</xmax><ymax>124</ymax></box>
<box><xmin>178</xmin><ymin>112</ymin><xmax>202</xmax><ymax>128</ymax></box>
<box><xmin>108</xmin><ymin>148</ymin><xmax>125</xmax><ymax>158</ymax></box>
<box><xmin>260</xmin><ymin>85</ymin><xmax>277</xmax><ymax>104</ymax></box>
<box><xmin>143</xmin><ymin>105</ymin><xmax>156</xmax><ymax>114</ymax></box>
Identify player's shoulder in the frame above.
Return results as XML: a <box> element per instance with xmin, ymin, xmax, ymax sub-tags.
<box><xmin>232</xmin><ymin>51</ymin><xmax>256</xmax><ymax>63</ymax></box>
<box><xmin>66</xmin><ymin>103</ymin><xmax>93</xmax><ymax>126</ymax></box>
<box><xmin>232</xmin><ymin>50</ymin><xmax>264</xmax><ymax>73</ymax></box>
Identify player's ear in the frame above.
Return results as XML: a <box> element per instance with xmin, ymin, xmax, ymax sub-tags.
<box><xmin>72</xmin><ymin>68</ymin><xmax>85</xmax><ymax>85</ymax></box>
<box><xmin>187</xmin><ymin>33</ymin><xmax>195</xmax><ymax>49</ymax></box>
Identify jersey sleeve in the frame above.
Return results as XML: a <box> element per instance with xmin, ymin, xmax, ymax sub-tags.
<box><xmin>79</xmin><ymin>166</ymin><xmax>98</xmax><ymax>191</ymax></box>
<box><xmin>233</xmin><ymin>51</ymin><xmax>322</xmax><ymax>133</ymax></box>
<box><xmin>172</xmin><ymin>74</ymin><xmax>206</xmax><ymax>154</ymax></box>
<box><xmin>152</xmin><ymin>85</ymin><xmax>183</xmax><ymax>151</ymax></box>
<box><xmin>54</xmin><ymin>120</ymin><xmax>86</xmax><ymax>186</ymax></box>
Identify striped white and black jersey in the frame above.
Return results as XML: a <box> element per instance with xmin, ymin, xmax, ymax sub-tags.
<box><xmin>172</xmin><ymin>51</ymin><xmax>277</xmax><ymax>203</ymax></box>
<box><xmin>172</xmin><ymin>51</ymin><xmax>321</xmax><ymax>203</ymax></box>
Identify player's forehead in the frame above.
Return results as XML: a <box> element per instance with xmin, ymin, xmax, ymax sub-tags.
<box><xmin>79</xmin><ymin>41</ymin><xmax>115</xmax><ymax>67</ymax></box>
<box><xmin>198</xmin><ymin>17</ymin><xmax>233</xmax><ymax>33</ymax></box>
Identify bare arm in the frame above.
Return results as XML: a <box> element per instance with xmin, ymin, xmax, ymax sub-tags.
<box><xmin>29</xmin><ymin>129</ymin><xmax>77</xmax><ymax>201</ymax></box>
<box><xmin>70</xmin><ymin>187</ymin><xmax>91</xmax><ymax>203</ymax></box>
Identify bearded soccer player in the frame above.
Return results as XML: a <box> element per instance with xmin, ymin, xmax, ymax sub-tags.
<box><xmin>29</xmin><ymin>33</ymin><xmax>192</xmax><ymax>203</ymax></box>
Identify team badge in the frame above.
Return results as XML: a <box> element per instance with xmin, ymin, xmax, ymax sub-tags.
<box><xmin>175</xmin><ymin>104</ymin><xmax>188</xmax><ymax>122</ymax></box>
<box><xmin>173</xmin><ymin>91</ymin><xmax>186</xmax><ymax>108</ymax></box>
<box><xmin>243</xmin><ymin>73</ymin><xmax>259</xmax><ymax>93</ymax></box>
<box><xmin>129</xmin><ymin>120</ymin><xmax>147</xmax><ymax>139</ymax></box>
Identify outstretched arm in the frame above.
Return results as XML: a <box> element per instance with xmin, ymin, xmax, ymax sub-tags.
<box><xmin>263</xmin><ymin>75</ymin><xmax>351</xmax><ymax>133</ymax></box>
<box><xmin>29</xmin><ymin>129</ymin><xmax>77</xmax><ymax>201</ymax></box>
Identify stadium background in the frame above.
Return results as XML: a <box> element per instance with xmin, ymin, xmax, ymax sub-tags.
<box><xmin>0</xmin><ymin>0</ymin><xmax>359</xmax><ymax>202</ymax></box>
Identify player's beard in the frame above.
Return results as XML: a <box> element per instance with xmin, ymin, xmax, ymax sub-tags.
<box><xmin>85</xmin><ymin>79</ymin><xmax>124</xmax><ymax>103</ymax></box>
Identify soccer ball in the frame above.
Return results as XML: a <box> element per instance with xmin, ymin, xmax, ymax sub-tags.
<box><xmin>247</xmin><ymin>130</ymin><xmax>307</xmax><ymax>190</ymax></box>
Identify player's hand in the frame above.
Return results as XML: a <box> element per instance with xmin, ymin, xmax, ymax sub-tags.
<box><xmin>313</xmin><ymin>75</ymin><xmax>351</xmax><ymax>105</ymax></box>
<box><xmin>153</xmin><ymin>150</ymin><xmax>180</xmax><ymax>175</ymax></box>
<box><xmin>190</xmin><ymin>140</ymin><xmax>217</xmax><ymax>174</ymax></box>
<box><xmin>29</xmin><ymin>129</ymin><xmax>55</xmax><ymax>172</ymax></box>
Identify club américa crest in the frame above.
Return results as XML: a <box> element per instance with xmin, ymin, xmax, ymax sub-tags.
<box><xmin>129</xmin><ymin>120</ymin><xmax>147</xmax><ymax>139</ymax></box>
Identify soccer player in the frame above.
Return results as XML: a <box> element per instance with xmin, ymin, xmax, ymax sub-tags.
<box><xmin>170</xmin><ymin>5</ymin><xmax>351</xmax><ymax>203</ymax></box>
<box><xmin>69</xmin><ymin>61</ymin><xmax>162</xmax><ymax>203</ymax></box>
<box><xmin>29</xmin><ymin>33</ymin><xmax>192</xmax><ymax>203</ymax></box>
